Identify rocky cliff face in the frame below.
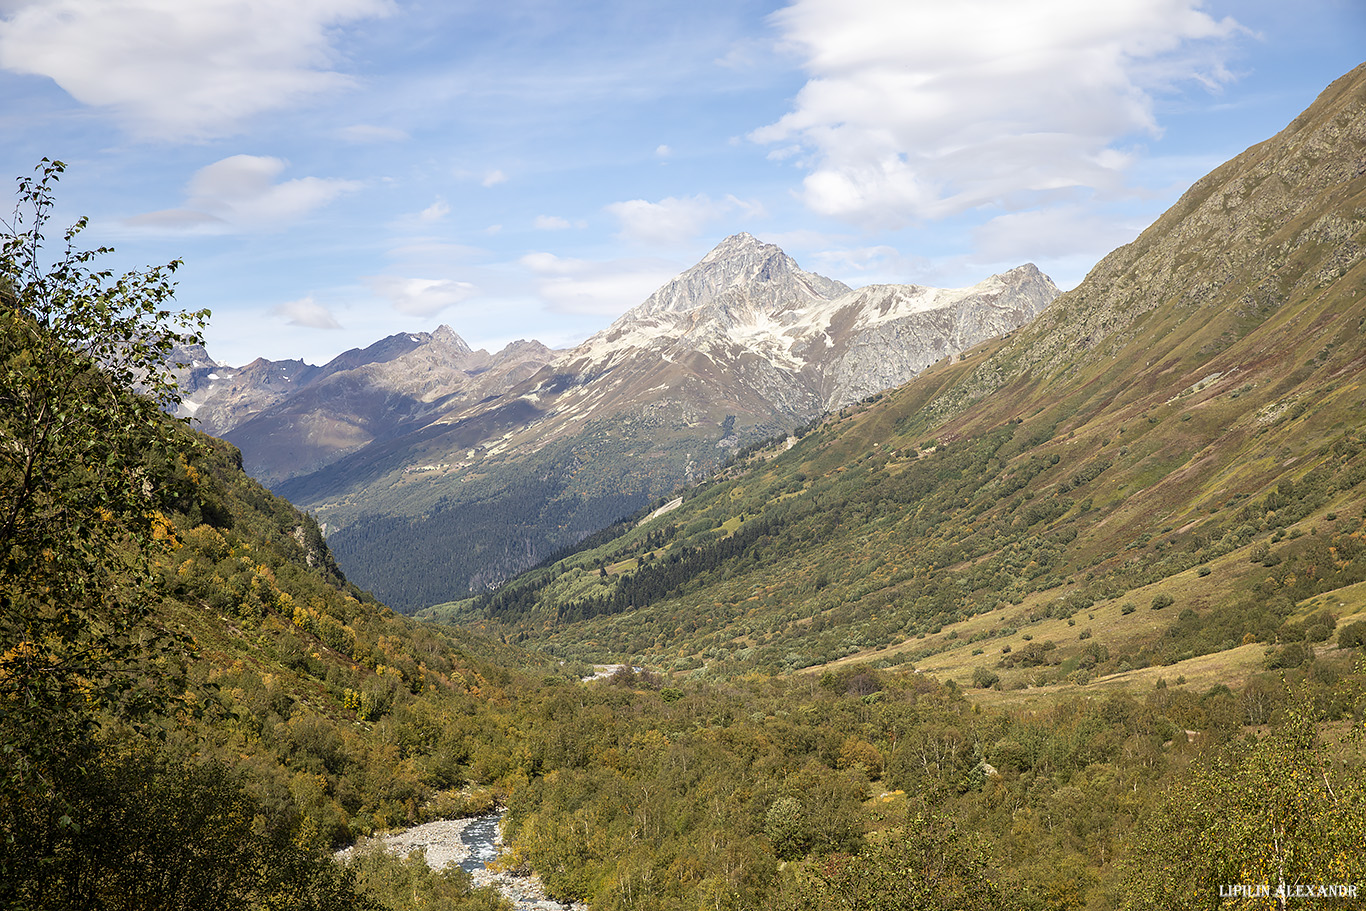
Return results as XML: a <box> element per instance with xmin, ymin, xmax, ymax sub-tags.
<box><xmin>627</xmin><ymin>232</ymin><xmax>851</xmax><ymax>323</ymax></box>
<box><xmin>186</xmin><ymin>235</ymin><xmax>1056</xmax><ymax>493</ymax></box>
<box><xmin>819</xmin><ymin>265</ymin><xmax>1058</xmax><ymax>408</ymax></box>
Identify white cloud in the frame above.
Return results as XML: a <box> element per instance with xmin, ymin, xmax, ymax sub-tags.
<box><xmin>124</xmin><ymin>155</ymin><xmax>359</xmax><ymax>232</ymax></box>
<box><xmin>606</xmin><ymin>193</ymin><xmax>765</xmax><ymax>246</ymax></box>
<box><xmin>273</xmin><ymin>294</ymin><xmax>343</xmax><ymax>329</ymax></box>
<box><xmin>0</xmin><ymin>0</ymin><xmax>390</xmax><ymax>140</ymax></box>
<box><xmin>655</xmin><ymin>144</ymin><xmax>672</xmax><ymax>158</ymax></box>
<box><xmin>419</xmin><ymin>198</ymin><xmax>451</xmax><ymax>222</ymax></box>
<box><xmin>752</xmin><ymin>0</ymin><xmax>1244</xmax><ymax>227</ymax></box>
<box><xmin>535</xmin><ymin>215</ymin><xmax>573</xmax><ymax>230</ymax></box>
<box><xmin>368</xmin><ymin>275</ymin><xmax>477</xmax><ymax>317</ymax></box>
<box><xmin>519</xmin><ymin>252</ymin><xmax>678</xmax><ymax>316</ymax></box>
<box><xmin>481</xmin><ymin>169</ymin><xmax>508</xmax><ymax>187</ymax></box>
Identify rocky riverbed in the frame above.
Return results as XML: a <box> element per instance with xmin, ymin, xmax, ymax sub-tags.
<box><xmin>337</xmin><ymin>813</ymin><xmax>586</xmax><ymax>911</ymax></box>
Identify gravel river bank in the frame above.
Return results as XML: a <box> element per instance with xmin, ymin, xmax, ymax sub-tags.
<box><xmin>337</xmin><ymin>813</ymin><xmax>586</xmax><ymax>911</ymax></box>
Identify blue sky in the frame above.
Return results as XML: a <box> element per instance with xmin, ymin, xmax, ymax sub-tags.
<box><xmin>1</xmin><ymin>0</ymin><xmax>1362</xmax><ymax>366</ymax></box>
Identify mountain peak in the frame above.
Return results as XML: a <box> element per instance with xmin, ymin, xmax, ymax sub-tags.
<box><xmin>622</xmin><ymin>234</ymin><xmax>851</xmax><ymax>325</ymax></box>
<box><xmin>430</xmin><ymin>324</ymin><xmax>473</xmax><ymax>355</ymax></box>
<box><xmin>699</xmin><ymin>232</ymin><xmax>774</xmax><ymax>263</ymax></box>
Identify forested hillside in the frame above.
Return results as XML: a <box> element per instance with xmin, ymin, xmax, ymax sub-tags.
<box><xmin>0</xmin><ymin>161</ymin><xmax>540</xmax><ymax>910</ymax></box>
<box><xmin>8</xmin><ymin>63</ymin><xmax>1366</xmax><ymax>911</ymax></box>
<box><xmin>409</xmin><ymin>67</ymin><xmax>1366</xmax><ymax>907</ymax></box>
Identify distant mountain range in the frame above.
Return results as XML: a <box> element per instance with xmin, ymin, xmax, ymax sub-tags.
<box><xmin>178</xmin><ymin>236</ymin><xmax>1057</xmax><ymax>610</ymax></box>
<box><xmin>172</xmin><ymin>329</ymin><xmax>556</xmax><ymax>485</ymax></box>
<box><xmin>425</xmin><ymin>62</ymin><xmax>1366</xmax><ymax>684</ymax></box>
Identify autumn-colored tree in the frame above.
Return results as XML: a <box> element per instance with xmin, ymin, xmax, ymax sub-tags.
<box><xmin>1</xmin><ymin>158</ymin><xmax>208</xmax><ymax>755</ymax></box>
<box><xmin>1120</xmin><ymin>696</ymin><xmax>1366</xmax><ymax>910</ymax></box>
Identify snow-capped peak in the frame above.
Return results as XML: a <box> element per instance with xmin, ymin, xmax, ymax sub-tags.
<box><xmin>567</xmin><ymin>236</ymin><xmax>1057</xmax><ymax>384</ymax></box>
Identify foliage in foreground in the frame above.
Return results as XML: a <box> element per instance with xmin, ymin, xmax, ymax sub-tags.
<box><xmin>487</xmin><ymin>659</ymin><xmax>1366</xmax><ymax>911</ymax></box>
<box><xmin>0</xmin><ymin>162</ymin><xmax>506</xmax><ymax>910</ymax></box>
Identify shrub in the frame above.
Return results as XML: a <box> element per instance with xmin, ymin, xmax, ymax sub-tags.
<box><xmin>1151</xmin><ymin>594</ymin><xmax>1175</xmax><ymax>611</ymax></box>
<box><xmin>1121</xmin><ymin>602</ymin><xmax>1137</xmax><ymax>615</ymax></box>
<box><xmin>1338</xmin><ymin>620</ymin><xmax>1366</xmax><ymax>650</ymax></box>
<box><xmin>971</xmin><ymin>667</ymin><xmax>1000</xmax><ymax>689</ymax></box>
<box><xmin>1305</xmin><ymin>624</ymin><xmax>1334</xmax><ymax>644</ymax></box>
<box><xmin>1304</xmin><ymin>610</ymin><xmax>1337</xmax><ymax>641</ymax></box>
<box><xmin>1266</xmin><ymin>643</ymin><xmax>1310</xmax><ymax>669</ymax></box>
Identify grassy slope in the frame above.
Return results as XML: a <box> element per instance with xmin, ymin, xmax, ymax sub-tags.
<box><xmin>423</xmin><ymin>64</ymin><xmax>1366</xmax><ymax>698</ymax></box>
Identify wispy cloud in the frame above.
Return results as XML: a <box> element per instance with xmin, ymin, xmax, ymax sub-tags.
<box><xmin>606</xmin><ymin>194</ymin><xmax>765</xmax><ymax>246</ymax></box>
<box><xmin>807</xmin><ymin>243</ymin><xmax>928</xmax><ymax>283</ymax></box>
<box><xmin>418</xmin><ymin>198</ymin><xmax>451</xmax><ymax>222</ymax></box>
<box><xmin>0</xmin><ymin>0</ymin><xmax>391</xmax><ymax>141</ymax></box>
<box><xmin>273</xmin><ymin>294</ymin><xmax>343</xmax><ymax>329</ymax></box>
<box><xmin>520</xmin><ymin>252</ymin><xmax>677</xmax><ymax>316</ymax></box>
<box><xmin>971</xmin><ymin>206</ymin><xmax>1145</xmax><ymax>264</ymax></box>
<box><xmin>367</xmin><ymin>275</ymin><xmax>477</xmax><ymax>317</ymax></box>
<box><xmin>752</xmin><ymin>0</ymin><xmax>1245</xmax><ymax>228</ymax></box>
<box><xmin>534</xmin><ymin>215</ymin><xmax>587</xmax><ymax>230</ymax></box>
<box><xmin>124</xmin><ymin>155</ymin><xmax>360</xmax><ymax>233</ymax></box>
<box><xmin>337</xmin><ymin>123</ymin><xmax>410</xmax><ymax>144</ymax></box>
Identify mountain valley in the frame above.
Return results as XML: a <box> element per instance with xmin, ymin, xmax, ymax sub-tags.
<box><xmin>427</xmin><ymin>62</ymin><xmax>1366</xmax><ymax>698</ymax></box>
<box><xmin>7</xmin><ymin>60</ymin><xmax>1366</xmax><ymax>911</ymax></box>
<box><xmin>183</xmin><ymin>234</ymin><xmax>1057</xmax><ymax>610</ymax></box>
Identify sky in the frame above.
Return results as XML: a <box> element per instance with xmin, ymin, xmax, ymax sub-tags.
<box><xmin>1</xmin><ymin>0</ymin><xmax>1362</xmax><ymax>367</ymax></box>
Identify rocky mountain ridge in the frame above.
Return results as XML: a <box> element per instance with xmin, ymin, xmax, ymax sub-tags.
<box><xmin>184</xmin><ymin>237</ymin><xmax>1056</xmax><ymax>609</ymax></box>
<box><xmin>567</xmin><ymin>233</ymin><xmax>1056</xmax><ymax>412</ymax></box>
<box><xmin>175</xmin><ymin>330</ymin><xmax>555</xmax><ymax>484</ymax></box>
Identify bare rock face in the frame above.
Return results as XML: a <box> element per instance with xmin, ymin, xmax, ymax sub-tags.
<box><xmin>819</xmin><ymin>265</ymin><xmax>1060</xmax><ymax>408</ymax></box>
<box><xmin>563</xmin><ymin>233</ymin><xmax>1058</xmax><ymax>422</ymax></box>
<box><xmin>629</xmin><ymin>232</ymin><xmax>852</xmax><ymax>324</ymax></box>
<box><xmin>175</xmin><ymin>356</ymin><xmax>322</xmax><ymax>438</ymax></box>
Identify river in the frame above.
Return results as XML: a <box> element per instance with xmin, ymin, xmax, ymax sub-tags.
<box><xmin>338</xmin><ymin>812</ymin><xmax>585</xmax><ymax>911</ymax></box>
